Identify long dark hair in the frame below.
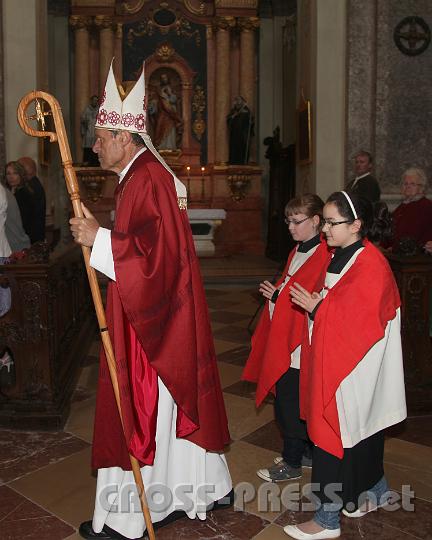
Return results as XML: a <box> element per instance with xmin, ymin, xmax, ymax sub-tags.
<box><xmin>326</xmin><ymin>191</ymin><xmax>373</xmax><ymax>238</ymax></box>
<box><xmin>4</xmin><ymin>161</ymin><xmax>28</xmax><ymax>191</ymax></box>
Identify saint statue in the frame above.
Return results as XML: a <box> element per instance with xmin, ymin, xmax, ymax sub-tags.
<box><xmin>227</xmin><ymin>96</ymin><xmax>254</xmax><ymax>165</ymax></box>
<box><xmin>148</xmin><ymin>73</ymin><xmax>183</xmax><ymax>150</ymax></box>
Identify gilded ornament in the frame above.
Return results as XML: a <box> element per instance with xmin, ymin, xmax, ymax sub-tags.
<box><xmin>116</xmin><ymin>23</ymin><xmax>123</xmax><ymax>39</ymax></box>
<box><xmin>216</xmin><ymin>0</ymin><xmax>257</xmax><ymax>7</ymax></box>
<box><xmin>237</xmin><ymin>17</ymin><xmax>260</xmax><ymax>32</ymax></box>
<box><xmin>155</xmin><ymin>43</ymin><xmax>175</xmax><ymax>62</ymax></box>
<box><xmin>184</xmin><ymin>0</ymin><xmax>205</xmax><ymax>16</ymax></box>
<box><xmin>227</xmin><ymin>173</ymin><xmax>251</xmax><ymax>201</ymax></box>
<box><xmin>122</xmin><ymin>0</ymin><xmax>147</xmax><ymax>14</ymax></box>
<box><xmin>178</xmin><ymin>197</ymin><xmax>188</xmax><ymax>210</ymax></box>
<box><xmin>192</xmin><ymin>85</ymin><xmax>206</xmax><ymax>141</ymax></box>
<box><xmin>192</xmin><ymin>118</ymin><xmax>206</xmax><ymax>141</ymax></box>
<box><xmin>95</xmin><ymin>15</ymin><xmax>115</xmax><ymax>30</ymax></box>
<box><xmin>127</xmin><ymin>16</ymin><xmax>201</xmax><ymax>47</ymax></box>
<box><xmin>69</xmin><ymin>15</ymin><xmax>91</xmax><ymax>30</ymax></box>
<box><xmin>213</xmin><ymin>16</ymin><xmax>236</xmax><ymax>32</ymax></box>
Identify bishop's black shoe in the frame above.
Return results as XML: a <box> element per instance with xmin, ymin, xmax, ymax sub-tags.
<box><xmin>78</xmin><ymin>521</ymin><xmax>146</xmax><ymax>540</ymax></box>
<box><xmin>79</xmin><ymin>490</ymin><xmax>234</xmax><ymax>539</ymax></box>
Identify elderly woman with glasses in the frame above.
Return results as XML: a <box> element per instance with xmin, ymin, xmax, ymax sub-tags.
<box><xmin>391</xmin><ymin>167</ymin><xmax>432</xmax><ymax>251</ymax></box>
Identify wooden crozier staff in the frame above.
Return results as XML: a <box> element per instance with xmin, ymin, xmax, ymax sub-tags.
<box><xmin>17</xmin><ymin>90</ymin><xmax>156</xmax><ymax>540</ymax></box>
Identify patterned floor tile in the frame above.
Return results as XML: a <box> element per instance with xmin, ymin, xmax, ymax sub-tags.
<box><xmin>206</xmin><ymin>297</ymin><xmax>242</xmax><ymax>310</ymax></box>
<box><xmin>218</xmin><ymin>363</ymin><xmax>245</xmax><ymax>389</ymax></box>
<box><xmin>210</xmin><ymin>311</ymin><xmax>251</xmax><ymax>324</ymax></box>
<box><xmin>64</xmin><ymin>396</ymin><xmax>96</xmax><ymax>443</ymax></box>
<box><xmin>153</xmin><ymin>506</ymin><xmax>269</xmax><ymax>539</ymax></box>
<box><xmin>0</xmin><ymin>485</ymin><xmax>74</xmax><ymax>539</ymax></box>
<box><xmin>217</xmin><ymin>345</ymin><xmax>251</xmax><ymax>365</ymax></box>
<box><xmin>10</xmin><ymin>447</ymin><xmax>96</xmax><ymax>529</ymax></box>
<box><xmin>214</xmin><ymin>340</ymin><xmax>240</xmax><ymax>355</ymax></box>
<box><xmin>242</xmin><ymin>420</ymin><xmax>283</xmax><ymax>453</ymax></box>
<box><xmin>388</xmin><ymin>416</ymin><xmax>432</xmax><ymax>448</ymax></box>
<box><xmin>0</xmin><ymin>430</ymin><xmax>90</xmax><ymax>485</ymax></box>
<box><xmin>223</xmin><ymin>380</ymin><xmax>258</xmax><ymax>401</ymax></box>
<box><xmin>213</xmin><ymin>325</ymin><xmax>251</xmax><ymax>344</ymax></box>
<box><xmin>223</xmin><ymin>394</ymin><xmax>275</xmax><ymax>441</ymax></box>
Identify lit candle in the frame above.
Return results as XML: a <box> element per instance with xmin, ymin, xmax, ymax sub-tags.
<box><xmin>200</xmin><ymin>167</ymin><xmax>205</xmax><ymax>200</ymax></box>
<box><xmin>186</xmin><ymin>166</ymin><xmax>191</xmax><ymax>194</ymax></box>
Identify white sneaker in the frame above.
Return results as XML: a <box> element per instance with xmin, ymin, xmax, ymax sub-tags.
<box><xmin>283</xmin><ymin>524</ymin><xmax>341</xmax><ymax>539</ymax></box>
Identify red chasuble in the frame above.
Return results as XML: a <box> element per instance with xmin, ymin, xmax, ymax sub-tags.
<box><xmin>92</xmin><ymin>151</ymin><xmax>230</xmax><ymax>470</ymax></box>
<box><xmin>242</xmin><ymin>239</ymin><xmax>330</xmax><ymax>406</ymax></box>
<box><xmin>300</xmin><ymin>240</ymin><xmax>401</xmax><ymax>459</ymax></box>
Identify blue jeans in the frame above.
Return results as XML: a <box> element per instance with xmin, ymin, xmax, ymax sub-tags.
<box><xmin>313</xmin><ymin>476</ymin><xmax>389</xmax><ymax>530</ymax></box>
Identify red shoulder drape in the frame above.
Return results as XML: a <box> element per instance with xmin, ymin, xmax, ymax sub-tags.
<box><xmin>242</xmin><ymin>239</ymin><xmax>330</xmax><ymax>406</ymax></box>
<box><xmin>300</xmin><ymin>240</ymin><xmax>401</xmax><ymax>458</ymax></box>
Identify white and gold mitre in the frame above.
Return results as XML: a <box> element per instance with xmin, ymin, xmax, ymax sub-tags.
<box><xmin>95</xmin><ymin>59</ymin><xmax>187</xmax><ymax>206</ymax></box>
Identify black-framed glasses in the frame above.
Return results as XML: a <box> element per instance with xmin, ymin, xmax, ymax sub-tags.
<box><xmin>284</xmin><ymin>216</ymin><xmax>311</xmax><ymax>226</ymax></box>
<box><xmin>323</xmin><ymin>219</ymin><xmax>351</xmax><ymax>227</ymax></box>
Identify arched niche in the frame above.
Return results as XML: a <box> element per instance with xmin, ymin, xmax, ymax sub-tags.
<box><xmin>145</xmin><ymin>46</ymin><xmax>201</xmax><ymax>164</ymax></box>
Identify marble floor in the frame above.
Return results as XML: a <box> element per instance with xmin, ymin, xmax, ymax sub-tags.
<box><xmin>1</xmin><ymin>282</ymin><xmax>432</xmax><ymax>539</ymax></box>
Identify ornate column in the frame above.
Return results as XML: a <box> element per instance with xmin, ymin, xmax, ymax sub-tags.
<box><xmin>70</xmin><ymin>15</ymin><xmax>91</xmax><ymax>163</ymax></box>
<box><xmin>95</xmin><ymin>16</ymin><xmax>115</xmax><ymax>93</ymax></box>
<box><xmin>206</xmin><ymin>24</ymin><xmax>216</xmax><ymax>164</ymax></box>
<box><xmin>182</xmin><ymin>82</ymin><xmax>193</xmax><ymax>149</ymax></box>
<box><xmin>114</xmin><ymin>23</ymin><xmax>123</xmax><ymax>82</ymax></box>
<box><xmin>214</xmin><ymin>16</ymin><xmax>235</xmax><ymax>165</ymax></box>
<box><xmin>238</xmin><ymin>17</ymin><xmax>259</xmax><ymax>112</ymax></box>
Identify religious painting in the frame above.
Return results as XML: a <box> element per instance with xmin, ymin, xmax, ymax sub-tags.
<box><xmin>297</xmin><ymin>96</ymin><xmax>312</xmax><ymax>165</ymax></box>
<box><xmin>147</xmin><ymin>68</ymin><xmax>183</xmax><ymax>151</ymax></box>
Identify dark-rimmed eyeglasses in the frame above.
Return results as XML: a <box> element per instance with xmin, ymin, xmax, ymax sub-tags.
<box><xmin>323</xmin><ymin>219</ymin><xmax>351</xmax><ymax>227</ymax></box>
<box><xmin>284</xmin><ymin>216</ymin><xmax>311</xmax><ymax>226</ymax></box>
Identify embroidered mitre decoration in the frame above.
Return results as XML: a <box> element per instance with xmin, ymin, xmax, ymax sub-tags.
<box><xmin>95</xmin><ymin>59</ymin><xmax>187</xmax><ymax>205</ymax></box>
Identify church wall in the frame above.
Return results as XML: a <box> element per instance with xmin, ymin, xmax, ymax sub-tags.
<box><xmin>47</xmin><ymin>8</ymin><xmax>72</xmax><ymax>235</ymax></box>
<box><xmin>3</xmin><ymin>0</ymin><xmax>39</xmax><ymax>163</ymax></box>
<box><xmin>296</xmin><ymin>0</ymin><xmax>347</xmax><ymax>199</ymax></box>
<box><xmin>375</xmin><ymin>0</ymin><xmax>432</xmax><ymax>194</ymax></box>
<box><xmin>314</xmin><ymin>0</ymin><xmax>347</xmax><ymax>199</ymax></box>
<box><xmin>346</xmin><ymin>0</ymin><xmax>432</xmax><ymax>202</ymax></box>
<box><xmin>258</xmin><ymin>15</ymin><xmax>285</xmax><ymax>236</ymax></box>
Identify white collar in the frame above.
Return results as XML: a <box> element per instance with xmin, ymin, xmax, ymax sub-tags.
<box><xmin>118</xmin><ymin>147</ymin><xmax>147</xmax><ymax>183</ymax></box>
<box><xmin>354</xmin><ymin>172</ymin><xmax>371</xmax><ymax>181</ymax></box>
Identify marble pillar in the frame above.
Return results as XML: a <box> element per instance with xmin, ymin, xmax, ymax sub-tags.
<box><xmin>114</xmin><ymin>23</ymin><xmax>123</xmax><ymax>82</ymax></box>
<box><xmin>238</xmin><ymin>17</ymin><xmax>259</xmax><ymax>111</ymax></box>
<box><xmin>182</xmin><ymin>82</ymin><xmax>192</xmax><ymax>149</ymax></box>
<box><xmin>345</xmin><ymin>0</ymin><xmax>377</xmax><ymax>180</ymax></box>
<box><xmin>70</xmin><ymin>15</ymin><xmax>91</xmax><ymax>163</ymax></box>
<box><xmin>95</xmin><ymin>15</ymin><xmax>114</xmax><ymax>94</ymax></box>
<box><xmin>214</xmin><ymin>16</ymin><xmax>235</xmax><ymax>165</ymax></box>
<box><xmin>206</xmin><ymin>24</ymin><xmax>216</xmax><ymax>164</ymax></box>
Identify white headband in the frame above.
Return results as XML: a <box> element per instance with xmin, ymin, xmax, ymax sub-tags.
<box><xmin>341</xmin><ymin>191</ymin><xmax>358</xmax><ymax>219</ymax></box>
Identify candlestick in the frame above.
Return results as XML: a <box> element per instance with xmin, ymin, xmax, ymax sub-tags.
<box><xmin>186</xmin><ymin>165</ymin><xmax>191</xmax><ymax>195</ymax></box>
<box><xmin>200</xmin><ymin>167</ymin><xmax>205</xmax><ymax>201</ymax></box>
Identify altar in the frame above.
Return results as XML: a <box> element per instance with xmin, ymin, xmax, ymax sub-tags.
<box><xmin>70</xmin><ymin>0</ymin><xmax>264</xmax><ymax>255</ymax></box>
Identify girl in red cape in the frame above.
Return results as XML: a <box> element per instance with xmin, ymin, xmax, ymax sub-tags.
<box><xmin>284</xmin><ymin>192</ymin><xmax>406</xmax><ymax>540</ymax></box>
<box><xmin>243</xmin><ymin>194</ymin><xmax>330</xmax><ymax>482</ymax></box>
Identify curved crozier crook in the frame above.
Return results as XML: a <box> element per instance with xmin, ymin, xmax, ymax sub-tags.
<box><xmin>17</xmin><ymin>90</ymin><xmax>58</xmax><ymax>143</ymax></box>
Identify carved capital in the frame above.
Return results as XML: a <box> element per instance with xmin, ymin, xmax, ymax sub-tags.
<box><xmin>116</xmin><ymin>23</ymin><xmax>123</xmax><ymax>39</ymax></box>
<box><xmin>206</xmin><ymin>24</ymin><xmax>213</xmax><ymax>40</ymax></box>
<box><xmin>213</xmin><ymin>16</ymin><xmax>236</xmax><ymax>32</ymax></box>
<box><xmin>237</xmin><ymin>17</ymin><xmax>260</xmax><ymax>32</ymax></box>
<box><xmin>69</xmin><ymin>15</ymin><xmax>91</xmax><ymax>31</ymax></box>
<box><xmin>94</xmin><ymin>15</ymin><xmax>115</xmax><ymax>30</ymax></box>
